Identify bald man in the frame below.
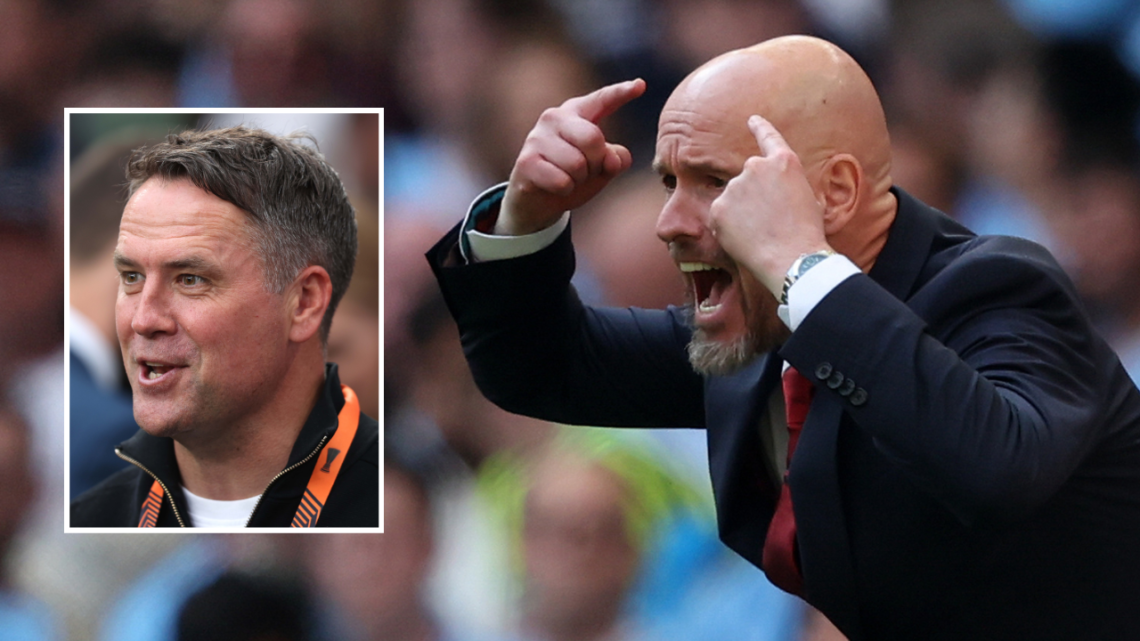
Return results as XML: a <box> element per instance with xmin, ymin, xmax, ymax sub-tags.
<box><xmin>428</xmin><ymin>36</ymin><xmax>1140</xmax><ymax>639</ymax></box>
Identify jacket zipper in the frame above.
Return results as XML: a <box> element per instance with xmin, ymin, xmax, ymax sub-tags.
<box><xmin>115</xmin><ymin>449</ymin><xmax>188</xmax><ymax>528</ymax></box>
<box><xmin>243</xmin><ymin>434</ymin><xmax>329</xmax><ymax>527</ymax></box>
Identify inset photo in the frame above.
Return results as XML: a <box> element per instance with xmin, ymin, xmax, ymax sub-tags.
<box><xmin>66</xmin><ymin>110</ymin><xmax>381</xmax><ymax>531</ymax></box>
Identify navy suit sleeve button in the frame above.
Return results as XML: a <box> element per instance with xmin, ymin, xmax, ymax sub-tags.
<box><xmin>849</xmin><ymin>388</ymin><xmax>868</xmax><ymax>407</ymax></box>
<box><xmin>827</xmin><ymin>371</ymin><xmax>844</xmax><ymax>389</ymax></box>
<box><xmin>838</xmin><ymin>378</ymin><xmax>856</xmax><ymax>396</ymax></box>
<box><xmin>814</xmin><ymin>362</ymin><xmax>833</xmax><ymax>380</ymax></box>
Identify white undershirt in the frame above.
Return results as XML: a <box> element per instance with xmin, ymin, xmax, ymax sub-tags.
<box><xmin>181</xmin><ymin>486</ymin><xmax>262</xmax><ymax>528</ymax></box>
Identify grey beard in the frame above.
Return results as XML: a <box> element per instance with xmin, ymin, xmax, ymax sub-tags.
<box><xmin>679</xmin><ymin>304</ymin><xmax>762</xmax><ymax>376</ymax></box>
<box><xmin>686</xmin><ymin>327</ymin><xmax>760</xmax><ymax>376</ymax></box>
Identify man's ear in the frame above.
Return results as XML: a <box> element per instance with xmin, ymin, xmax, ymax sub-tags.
<box><xmin>288</xmin><ymin>265</ymin><xmax>333</xmax><ymax>343</ymax></box>
<box><xmin>819</xmin><ymin>153</ymin><xmax>862</xmax><ymax>235</ymax></box>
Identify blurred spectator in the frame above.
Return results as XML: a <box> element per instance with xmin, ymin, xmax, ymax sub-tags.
<box><xmin>177</xmin><ymin>570</ymin><xmax>317</xmax><ymax>641</ymax></box>
<box><xmin>1055</xmin><ymin>163</ymin><xmax>1140</xmax><ymax>382</ymax></box>
<box><xmin>573</xmin><ymin>172</ymin><xmax>684</xmax><ymax>311</ymax></box>
<box><xmin>392</xmin><ymin>286</ymin><xmax>553</xmax><ymax>634</ymax></box>
<box><xmin>478</xmin><ymin>429</ymin><xmax>805</xmax><ymax>641</ymax></box>
<box><xmin>883</xmin><ymin>0</ymin><xmax>1065</xmax><ymax>253</ymax></box>
<box><xmin>1038</xmin><ymin>41</ymin><xmax>1140</xmax><ymax>383</ymax></box>
<box><xmin>654</xmin><ymin>0</ymin><xmax>811</xmax><ymax>75</ymax></box>
<box><xmin>384</xmin><ymin>217</ymin><xmax>449</xmax><ymax>410</ymax></box>
<box><xmin>190</xmin><ymin>0</ymin><xmax>334</xmax><ymax>107</ymax></box>
<box><xmin>61</xmin><ymin>30</ymin><xmax>185</xmax><ymax>108</ymax></box>
<box><xmin>68</xmin><ymin>131</ymin><xmax>152</xmax><ymax>497</ymax></box>
<box><xmin>0</xmin><ymin>405</ymin><xmax>61</xmax><ymax>640</ymax></box>
<box><xmin>303</xmin><ymin>457</ymin><xmax>472</xmax><ymax>641</ymax></box>
<box><xmin>468</xmin><ymin>35</ymin><xmax>598</xmax><ymax>186</ymax></box>
<box><xmin>385</xmin><ymin>0</ymin><xmax>504</xmax><ymax>223</ymax></box>
<box><xmin>513</xmin><ymin>440</ymin><xmax>649</xmax><ymax>641</ymax></box>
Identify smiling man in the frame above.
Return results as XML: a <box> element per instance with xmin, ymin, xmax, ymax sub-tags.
<box><xmin>71</xmin><ymin>126</ymin><xmax>379</xmax><ymax>528</ymax></box>
<box><xmin>428</xmin><ymin>36</ymin><xmax>1140</xmax><ymax>639</ymax></box>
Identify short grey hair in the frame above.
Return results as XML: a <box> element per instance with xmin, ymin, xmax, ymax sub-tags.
<box><xmin>125</xmin><ymin>126</ymin><xmax>358</xmax><ymax>342</ymax></box>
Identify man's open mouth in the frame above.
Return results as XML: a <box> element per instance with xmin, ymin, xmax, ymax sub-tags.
<box><xmin>142</xmin><ymin>362</ymin><xmax>178</xmax><ymax>380</ymax></box>
<box><xmin>679</xmin><ymin>262</ymin><xmax>732</xmax><ymax>313</ymax></box>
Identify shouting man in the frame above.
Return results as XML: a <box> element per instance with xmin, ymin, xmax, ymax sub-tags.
<box><xmin>428</xmin><ymin>36</ymin><xmax>1140</xmax><ymax>638</ymax></box>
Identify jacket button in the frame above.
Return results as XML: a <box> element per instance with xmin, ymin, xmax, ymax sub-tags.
<box><xmin>838</xmin><ymin>378</ymin><xmax>856</xmax><ymax>396</ymax></box>
<box><xmin>827</xmin><ymin>371</ymin><xmax>844</xmax><ymax>389</ymax></box>
<box><xmin>849</xmin><ymin>388</ymin><xmax>868</xmax><ymax>407</ymax></box>
<box><xmin>815</xmin><ymin>362</ymin><xmax>833</xmax><ymax>380</ymax></box>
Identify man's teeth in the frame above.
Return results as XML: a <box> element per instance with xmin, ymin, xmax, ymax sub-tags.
<box><xmin>679</xmin><ymin>262</ymin><xmax>716</xmax><ymax>273</ymax></box>
<box><xmin>145</xmin><ymin>363</ymin><xmax>171</xmax><ymax>379</ymax></box>
<box><xmin>698</xmin><ymin>300</ymin><xmax>720</xmax><ymax>313</ymax></box>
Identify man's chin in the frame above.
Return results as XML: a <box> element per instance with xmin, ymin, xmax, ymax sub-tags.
<box><xmin>134</xmin><ymin>406</ymin><xmax>192</xmax><ymax>440</ymax></box>
<box><xmin>686</xmin><ymin>329</ymin><xmax>761</xmax><ymax>376</ymax></box>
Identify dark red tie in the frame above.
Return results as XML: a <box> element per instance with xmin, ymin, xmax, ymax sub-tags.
<box><xmin>762</xmin><ymin>366</ymin><xmax>814</xmax><ymax>596</ymax></box>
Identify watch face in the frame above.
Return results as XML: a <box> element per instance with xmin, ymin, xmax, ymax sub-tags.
<box><xmin>797</xmin><ymin>253</ymin><xmax>828</xmax><ymax>276</ymax></box>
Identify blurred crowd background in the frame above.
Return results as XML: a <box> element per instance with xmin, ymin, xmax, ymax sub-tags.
<box><xmin>3</xmin><ymin>0</ymin><xmax>1140</xmax><ymax>639</ymax></box>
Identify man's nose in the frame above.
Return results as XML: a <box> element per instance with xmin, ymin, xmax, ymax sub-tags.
<box><xmin>655</xmin><ymin>189</ymin><xmax>707</xmax><ymax>245</ymax></box>
<box><xmin>130</xmin><ymin>282</ymin><xmax>177</xmax><ymax>337</ymax></box>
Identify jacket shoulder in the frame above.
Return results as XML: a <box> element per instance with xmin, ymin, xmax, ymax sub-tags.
<box><xmin>70</xmin><ymin>465</ymin><xmax>146</xmax><ymax>527</ymax></box>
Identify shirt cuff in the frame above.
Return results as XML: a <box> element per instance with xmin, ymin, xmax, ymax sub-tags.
<box><xmin>468</xmin><ymin>212</ymin><xmax>570</xmax><ymax>262</ymax></box>
<box><xmin>458</xmin><ymin>182</ymin><xmax>571</xmax><ymax>263</ymax></box>
<box><xmin>777</xmin><ymin>254</ymin><xmax>861</xmax><ymax>330</ymax></box>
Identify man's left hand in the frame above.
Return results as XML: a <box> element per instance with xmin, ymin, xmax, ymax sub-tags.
<box><xmin>708</xmin><ymin>115</ymin><xmax>832</xmax><ymax>298</ymax></box>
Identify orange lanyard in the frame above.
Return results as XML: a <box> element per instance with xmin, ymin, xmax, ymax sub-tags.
<box><xmin>138</xmin><ymin>385</ymin><xmax>361</xmax><ymax>528</ymax></box>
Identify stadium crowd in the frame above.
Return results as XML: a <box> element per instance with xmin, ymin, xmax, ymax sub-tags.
<box><xmin>0</xmin><ymin>0</ymin><xmax>1139</xmax><ymax>638</ymax></box>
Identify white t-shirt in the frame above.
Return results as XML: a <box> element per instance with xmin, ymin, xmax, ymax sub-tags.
<box><xmin>181</xmin><ymin>487</ymin><xmax>262</xmax><ymax>528</ymax></box>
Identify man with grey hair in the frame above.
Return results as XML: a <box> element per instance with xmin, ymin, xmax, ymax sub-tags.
<box><xmin>71</xmin><ymin>126</ymin><xmax>378</xmax><ymax>528</ymax></box>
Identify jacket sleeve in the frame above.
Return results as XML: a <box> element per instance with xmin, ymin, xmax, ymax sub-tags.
<box><xmin>427</xmin><ymin>220</ymin><xmax>706</xmax><ymax>429</ymax></box>
<box><xmin>780</xmin><ymin>236</ymin><xmax>1131</xmax><ymax>525</ymax></box>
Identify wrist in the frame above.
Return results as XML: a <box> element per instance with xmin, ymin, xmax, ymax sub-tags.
<box><xmin>780</xmin><ymin>248</ymin><xmax>837</xmax><ymax>304</ymax></box>
<box><xmin>498</xmin><ymin>191</ymin><xmax>563</xmax><ymax>236</ymax></box>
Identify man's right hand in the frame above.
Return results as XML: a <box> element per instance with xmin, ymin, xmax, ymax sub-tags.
<box><xmin>497</xmin><ymin>79</ymin><xmax>646</xmax><ymax>236</ymax></box>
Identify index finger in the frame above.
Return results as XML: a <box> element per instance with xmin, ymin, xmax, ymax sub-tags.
<box><xmin>748</xmin><ymin>114</ymin><xmax>790</xmax><ymax>157</ymax></box>
<box><xmin>563</xmin><ymin>78</ymin><xmax>647</xmax><ymax>124</ymax></box>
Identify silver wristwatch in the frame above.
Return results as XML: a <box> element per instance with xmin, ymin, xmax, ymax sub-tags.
<box><xmin>780</xmin><ymin>250</ymin><xmax>837</xmax><ymax>305</ymax></box>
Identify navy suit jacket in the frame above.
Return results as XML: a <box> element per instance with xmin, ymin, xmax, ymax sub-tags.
<box><xmin>69</xmin><ymin>350</ymin><xmax>140</xmax><ymax>497</ymax></box>
<box><xmin>429</xmin><ymin>188</ymin><xmax>1140</xmax><ymax>640</ymax></box>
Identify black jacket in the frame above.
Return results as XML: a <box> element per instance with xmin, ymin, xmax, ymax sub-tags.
<box><xmin>71</xmin><ymin>364</ymin><xmax>379</xmax><ymax>528</ymax></box>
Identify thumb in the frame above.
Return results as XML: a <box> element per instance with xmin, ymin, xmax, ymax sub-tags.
<box><xmin>601</xmin><ymin>143</ymin><xmax>633</xmax><ymax>176</ymax></box>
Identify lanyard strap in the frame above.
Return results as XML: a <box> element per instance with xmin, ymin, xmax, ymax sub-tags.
<box><xmin>138</xmin><ymin>385</ymin><xmax>362</xmax><ymax>528</ymax></box>
<box><xmin>291</xmin><ymin>385</ymin><xmax>360</xmax><ymax>527</ymax></box>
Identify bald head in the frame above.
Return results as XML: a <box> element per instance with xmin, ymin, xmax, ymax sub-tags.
<box><xmin>654</xmin><ymin>36</ymin><xmax>899</xmax><ymax>374</ymax></box>
<box><xmin>656</xmin><ymin>35</ymin><xmax>897</xmax><ymax>273</ymax></box>
<box><xmin>666</xmin><ymin>35</ymin><xmax>892</xmax><ymax>195</ymax></box>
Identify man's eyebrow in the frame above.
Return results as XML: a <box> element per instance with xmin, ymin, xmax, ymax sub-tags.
<box><xmin>651</xmin><ymin>158</ymin><xmax>733</xmax><ymax>177</ymax></box>
<box><xmin>111</xmin><ymin>253</ymin><xmax>219</xmax><ymax>273</ymax></box>
<box><xmin>113</xmin><ymin>252</ymin><xmax>139</xmax><ymax>270</ymax></box>
<box><xmin>164</xmin><ymin>256</ymin><xmax>217</xmax><ymax>272</ymax></box>
<box><xmin>685</xmin><ymin>160</ymin><xmax>734</xmax><ymax>177</ymax></box>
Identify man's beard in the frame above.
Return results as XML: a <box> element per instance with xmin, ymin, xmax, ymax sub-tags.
<box><xmin>681</xmin><ymin>293</ymin><xmax>790</xmax><ymax>377</ymax></box>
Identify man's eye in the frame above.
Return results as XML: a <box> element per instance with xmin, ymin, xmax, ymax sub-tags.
<box><xmin>710</xmin><ymin>176</ymin><xmax>727</xmax><ymax>189</ymax></box>
<box><xmin>662</xmin><ymin>174</ymin><xmax>677</xmax><ymax>192</ymax></box>
<box><xmin>178</xmin><ymin>274</ymin><xmax>204</xmax><ymax>287</ymax></box>
<box><xmin>121</xmin><ymin>272</ymin><xmax>142</xmax><ymax>285</ymax></box>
